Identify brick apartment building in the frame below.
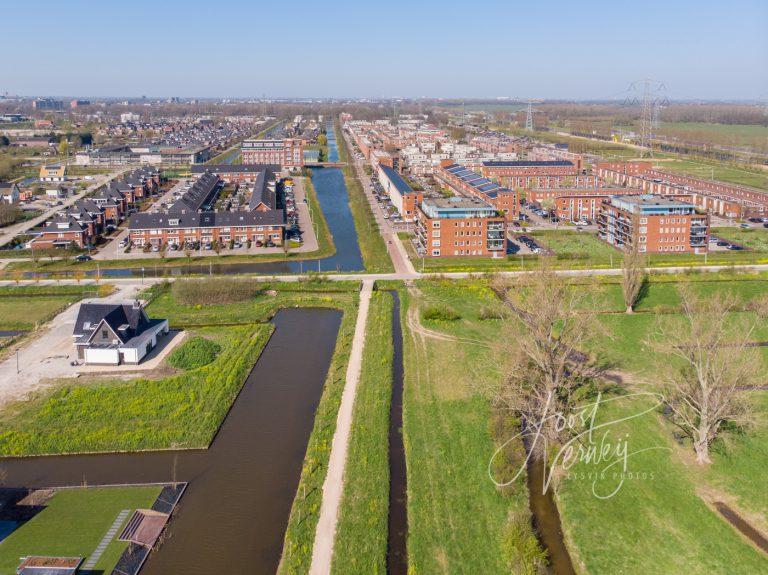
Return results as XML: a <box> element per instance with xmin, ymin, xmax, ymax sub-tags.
<box><xmin>415</xmin><ymin>196</ymin><xmax>506</xmax><ymax>258</ymax></box>
<box><xmin>128</xmin><ymin>210</ymin><xmax>284</xmax><ymax>247</ymax></box>
<box><xmin>479</xmin><ymin>160</ymin><xmax>592</xmax><ymax>189</ymax></box>
<box><xmin>437</xmin><ymin>161</ymin><xmax>519</xmax><ymax>220</ymax></box>
<box><xmin>241</xmin><ymin>139</ymin><xmax>304</xmax><ymax>169</ymax></box>
<box><xmin>377</xmin><ymin>164</ymin><xmax>423</xmax><ymax>222</ymax></box>
<box><xmin>596</xmin><ymin>161</ymin><xmax>768</xmax><ymax>218</ymax></box>
<box><xmin>527</xmin><ymin>187</ymin><xmax>645</xmax><ymax>222</ymax></box>
<box><xmin>597</xmin><ymin>194</ymin><xmax>709</xmax><ymax>254</ymax></box>
<box><xmin>190</xmin><ymin>164</ymin><xmax>279</xmax><ymax>184</ymax></box>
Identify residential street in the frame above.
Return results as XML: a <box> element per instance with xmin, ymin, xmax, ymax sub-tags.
<box><xmin>0</xmin><ymin>168</ymin><xmax>129</xmax><ymax>248</ymax></box>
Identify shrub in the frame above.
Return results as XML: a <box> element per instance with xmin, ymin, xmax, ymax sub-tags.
<box><xmin>167</xmin><ymin>336</ymin><xmax>221</xmax><ymax>370</ymax></box>
<box><xmin>172</xmin><ymin>278</ymin><xmax>261</xmax><ymax>305</ymax></box>
<box><xmin>422</xmin><ymin>304</ymin><xmax>461</xmax><ymax>321</ymax></box>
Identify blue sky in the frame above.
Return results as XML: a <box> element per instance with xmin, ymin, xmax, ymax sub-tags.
<box><xmin>2</xmin><ymin>0</ymin><xmax>766</xmax><ymax>100</ymax></box>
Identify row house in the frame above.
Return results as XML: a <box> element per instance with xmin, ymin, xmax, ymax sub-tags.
<box><xmin>479</xmin><ymin>160</ymin><xmax>591</xmax><ymax>189</ymax></box>
<box><xmin>596</xmin><ymin>161</ymin><xmax>768</xmax><ymax>218</ymax></box>
<box><xmin>190</xmin><ymin>164</ymin><xmax>278</xmax><ymax>184</ymax></box>
<box><xmin>128</xmin><ymin>210</ymin><xmax>285</xmax><ymax>247</ymax></box>
<box><xmin>31</xmin><ymin>215</ymin><xmax>89</xmax><ymax>249</ymax></box>
<box><xmin>377</xmin><ymin>164</ymin><xmax>423</xmax><ymax>222</ymax></box>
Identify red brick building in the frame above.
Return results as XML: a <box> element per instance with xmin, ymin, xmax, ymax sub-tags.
<box><xmin>415</xmin><ymin>196</ymin><xmax>506</xmax><ymax>258</ymax></box>
<box><xmin>596</xmin><ymin>161</ymin><xmax>768</xmax><ymax>218</ymax></box>
<box><xmin>437</xmin><ymin>161</ymin><xmax>519</xmax><ymax>220</ymax></box>
<box><xmin>597</xmin><ymin>194</ymin><xmax>709</xmax><ymax>254</ymax></box>
<box><xmin>241</xmin><ymin>139</ymin><xmax>304</xmax><ymax>169</ymax></box>
<box><xmin>479</xmin><ymin>160</ymin><xmax>592</xmax><ymax>189</ymax></box>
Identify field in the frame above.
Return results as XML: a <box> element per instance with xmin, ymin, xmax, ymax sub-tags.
<box><xmin>397</xmin><ymin>280</ymin><xmax>542</xmax><ymax>574</ymax></box>
<box><xmin>653</xmin><ymin>158</ymin><xmax>768</xmax><ymax>189</ymax></box>
<box><xmin>713</xmin><ymin>226</ymin><xmax>768</xmax><ymax>251</ymax></box>
<box><xmin>657</xmin><ymin>121</ymin><xmax>768</xmax><ymax>152</ymax></box>
<box><xmin>0</xmin><ymin>297</ymin><xmax>79</xmax><ymax>330</ymax></box>
<box><xmin>331</xmin><ymin>290</ymin><xmax>393</xmax><ymax>575</ymax></box>
<box><xmin>389</xmin><ymin>274</ymin><xmax>768</xmax><ymax>573</ymax></box>
<box><xmin>0</xmin><ymin>284</ymin><xmax>111</xmax><ymax>332</ymax></box>
<box><xmin>0</xmin><ymin>486</ymin><xmax>161</xmax><ymax>574</ymax></box>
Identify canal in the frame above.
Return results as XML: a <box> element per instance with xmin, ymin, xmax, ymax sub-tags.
<box><xmin>0</xmin><ymin>308</ymin><xmax>342</xmax><ymax>575</ymax></box>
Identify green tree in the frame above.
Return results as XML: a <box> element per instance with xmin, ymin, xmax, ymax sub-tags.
<box><xmin>58</xmin><ymin>139</ymin><xmax>69</xmax><ymax>157</ymax></box>
<box><xmin>317</xmin><ymin>133</ymin><xmax>327</xmax><ymax>147</ymax></box>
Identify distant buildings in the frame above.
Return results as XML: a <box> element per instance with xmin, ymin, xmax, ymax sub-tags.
<box><xmin>70</xmin><ymin>99</ymin><xmax>90</xmax><ymax>108</ymax></box>
<box><xmin>597</xmin><ymin>194</ymin><xmax>709</xmax><ymax>254</ymax></box>
<box><xmin>241</xmin><ymin>138</ymin><xmax>304</xmax><ymax>169</ymax></box>
<box><xmin>415</xmin><ymin>196</ymin><xmax>506</xmax><ymax>258</ymax></box>
<box><xmin>31</xmin><ymin>98</ymin><xmax>64</xmax><ymax>110</ymax></box>
<box><xmin>596</xmin><ymin>161</ymin><xmax>768</xmax><ymax>218</ymax></box>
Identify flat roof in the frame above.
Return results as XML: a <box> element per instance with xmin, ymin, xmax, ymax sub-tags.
<box><xmin>422</xmin><ymin>196</ymin><xmax>493</xmax><ymax>209</ymax></box>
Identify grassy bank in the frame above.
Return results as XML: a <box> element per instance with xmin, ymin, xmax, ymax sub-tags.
<box><xmin>0</xmin><ymin>284</ymin><xmax>112</xmax><ymax>332</ymax></box>
<box><xmin>399</xmin><ymin>281</ymin><xmax>542</xmax><ymax>573</ymax></box>
<box><xmin>334</xmin><ymin>119</ymin><xmax>394</xmax><ymax>274</ymax></box>
<box><xmin>331</xmin><ymin>290</ymin><xmax>393</xmax><ymax>575</ymax></box>
<box><xmin>0</xmin><ymin>324</ymin><xmax>273</xmax><ymax>455</ymax></box>
<box><xmin>0</xmin><ymin>486</ymin><xmax>161</xmax><ymax>574</ymax></box>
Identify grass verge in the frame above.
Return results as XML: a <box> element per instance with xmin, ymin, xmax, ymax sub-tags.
<box><xmin>331</xmin><ymin>290</ymin><xmax>393</xmax><ymax>575</ymax></box>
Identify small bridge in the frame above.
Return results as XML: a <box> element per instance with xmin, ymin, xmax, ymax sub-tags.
<box><xmin>304</xmin><ymin>161</ymin><xmax>347</xmax><ymax>168</ymax></box>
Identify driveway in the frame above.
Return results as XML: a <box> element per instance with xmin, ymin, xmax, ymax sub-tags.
<box><xmin>0</xmin><ymin>283</ymin><xmax>145</xmax><ymax>409</ymax></box>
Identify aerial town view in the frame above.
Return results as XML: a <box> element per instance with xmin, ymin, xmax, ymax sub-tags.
<box><xmin>1</xmin><ymin>1</ymin><xmax>767</xmax><ymax>574</ymax></box>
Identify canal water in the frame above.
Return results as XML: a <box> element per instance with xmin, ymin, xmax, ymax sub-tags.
<box><xmin>19</xmin><ymin>121</ymin><xmax>363</xmax><ymax>279</ymax></box>
<box><xmin>387</xmin><ymin>292</ymin><xmax>408</xmax><ymax>574</ymax></box>
<box><xmin>0</xmin><ymin>308</ymin><xmax>342</xmax><ymax>575</ymax></box>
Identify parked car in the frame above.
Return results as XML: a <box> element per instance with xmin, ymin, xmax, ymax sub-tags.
<box><xmin>74</xmin><ymin>254</ymin><xmax>92</xmax><ymax>262</ymax></box>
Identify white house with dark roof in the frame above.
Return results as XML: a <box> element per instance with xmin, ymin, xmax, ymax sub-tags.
<box><xmin>73</xmin><ymin>301</ymin><xmax>169</xmax><ymax>365</ymax></box>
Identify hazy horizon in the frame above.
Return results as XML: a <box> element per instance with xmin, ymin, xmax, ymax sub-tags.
<box><xmin>2</xmin><ymin>0</ymin><xmax>767</xmax><ymax>101</ymax></box>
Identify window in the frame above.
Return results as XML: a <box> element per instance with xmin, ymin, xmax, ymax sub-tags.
<box><xmin>432</xmin><ymin>221</ymin><xmax>441</xmax><ymax>228</ymax></box>
<box><xmin>432</xmin><ymin>249</ymin><xmax>441</xmax><ymax>256</ymax></box>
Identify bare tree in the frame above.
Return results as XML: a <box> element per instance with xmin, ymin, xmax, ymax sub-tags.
<box><xmin>490</xmin><ymin>266</ymin><xmax>601</xmax><ymax>459</ymax></box>
<box><xmin>651</xmin><ymin>287</ymin><xmax>766</xmax><ymax>464</ymax></box>
<box><xmin>621</xmin><ymin>243</ymin><xmax>646</xmax><ymax>313</ymax></box>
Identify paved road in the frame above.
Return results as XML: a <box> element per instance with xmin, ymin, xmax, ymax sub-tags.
<box><xmin>0</xmin><ymin>168</ymin><xmax>129</xmax><ymax>249</ymax></box>
<box><xmin>309</xmin><ymin>280</ymin><xmax>373</xmax><ymax>575</ymax></box>
<box><xmin>342</xmin><ymin>130</ymin><xmax>415</xmax><ymax>275</ymax></box>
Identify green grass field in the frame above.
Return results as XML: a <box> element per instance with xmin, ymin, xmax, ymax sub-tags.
<box><xmin>713</xmin><ymin>226</ymin><xmax>768</xmax><ymax>251</ymax></box>
<box><xmin>331</xmin><ymin>291</ymin><xmax>393</xmax><ymax>575</ymax></box>
<box><xmin>653</xmin><ymin>158</ymin><xmax>768</xmax><ymax>189</ymax></box>
<box><xmin>0</xmin><ymin>285</ymin><xmax>112</xmax><ymax>331</ymax></box>
<box><xmin>400</xmin><ymin>280</ymin><xmax>541</xmax><ymax>574</ymax></box>
<box><xmin>0</xmin><ymin>297</ymin><xmax>78</xmax><ymax>330</ymax></box>
<box><xmin>391</xmin><ymin>274</ymin><xmax>768</xmax><ymax>573</ymax></box>
<box><xmin>0</xmin><ymin>486</ymin><xmax>160</xmax><ymax>574</ymax></box>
